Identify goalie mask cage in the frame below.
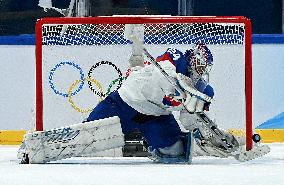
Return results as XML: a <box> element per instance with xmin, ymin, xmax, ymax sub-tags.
<box><xmin>35</xmin><ymin>16</ymin><xmax>252</xmax><ymax>150</ymax></box>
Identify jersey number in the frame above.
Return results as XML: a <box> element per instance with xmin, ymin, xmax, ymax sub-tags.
<box><xmin>167</xmin><ymin>48</ymin><xmax>181</xmax><ymax>60</ymax></box>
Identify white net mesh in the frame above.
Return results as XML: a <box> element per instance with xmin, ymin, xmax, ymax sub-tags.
<box><xmin>42</xmin><ymin>23</ymin><xmax>244</xmax><ymax>46</ymax></box>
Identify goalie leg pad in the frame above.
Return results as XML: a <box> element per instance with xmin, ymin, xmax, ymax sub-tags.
<box><xmin>18</xmin><ymin>116</ymin><xmax>124</xmax><ymax>164</ymax></box>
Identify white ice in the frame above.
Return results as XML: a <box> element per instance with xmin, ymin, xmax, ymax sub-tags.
<box><xmin>0</xmin><ymin>143</ymin><xmax>283</xmax><ymax>185</ymax></box>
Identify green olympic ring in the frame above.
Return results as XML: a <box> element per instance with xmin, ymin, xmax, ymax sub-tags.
<box><xmin>105</xmin><ymin>76</ymin><xmax>127</xmax><ymax>96</ymax></box>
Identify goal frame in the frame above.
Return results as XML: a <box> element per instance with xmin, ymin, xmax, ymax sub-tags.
<box><xmin>35</xmin><ymin>16</ymin><xmax>252</xmax><ymax>150</ymax></box>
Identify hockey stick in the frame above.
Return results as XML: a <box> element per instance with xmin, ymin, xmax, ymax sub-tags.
<box><xmin>126</xmin><ymin>35</ymin><xmax>234</xmax><ymax>150</ymax></box>
<box><xmin>126</xmin><ymin>28</ymin><xmax>270</xmax><ymax>160</ymax></box>
<box><xmin>140</xmin><ymin>45</ymin><xmax>233</xmax><ymax>151</ymax></box>
<box><xmin>142</xmin><ymin>45</ymin><xmax>271</xmax><ymax>160</ymax></box>
<box><xmin>143</xmin><ymin>48</ymin><xmax>212</xmax><ymax>102</ymax></box>
<box><xmin>125</xmin><ymin>30</ymin><xmax>233</xmax><ymax>146</ymax></box>
<box><xmin>123</xmin><ymin>24</ymin><xmax>212</xmax><ymax>102</ymax></box>
<box><xmin>133</xmin><ymin>38</ymin><xmax>212</xmax><ymax>102</ymax></box>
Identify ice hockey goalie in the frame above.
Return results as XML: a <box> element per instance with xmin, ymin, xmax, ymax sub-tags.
<box><xmin>18</xmin><ymin>40</ymin><xmax>269</xmax><ymax>164</ymax></box>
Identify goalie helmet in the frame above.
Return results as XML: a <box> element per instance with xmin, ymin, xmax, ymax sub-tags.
<box><xmin>185</xmin><ymin>43</ymin><xmax>213</xmax><ymax>76</ymax></box>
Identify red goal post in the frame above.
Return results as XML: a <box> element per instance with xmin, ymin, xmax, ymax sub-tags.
<box><xmin>35</xmin><ymin>16</ymin><xmax>252</xmax><ymax>150</ymax></box>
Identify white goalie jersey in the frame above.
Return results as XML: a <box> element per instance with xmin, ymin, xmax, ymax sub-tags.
<box><xmin>118</xmin><ymin>60</ymin><xmax>181</xmax><ymax>116</ymax></box>
<box><xmin>118</xmin><ymin>47</ymin><xmax>213</xmax><ymax>117</ymax></box>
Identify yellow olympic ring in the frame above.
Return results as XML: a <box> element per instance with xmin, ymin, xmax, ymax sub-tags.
<box><xmin>68</xmin><ymin>77</ymin><xmax>104</xmax><ymax>113</ymax></box>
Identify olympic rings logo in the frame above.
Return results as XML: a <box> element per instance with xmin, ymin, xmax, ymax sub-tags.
<box><xmin>48</xmin><ymin>60</ymin><xmax>129</xmax><ymax>113</ymax></box>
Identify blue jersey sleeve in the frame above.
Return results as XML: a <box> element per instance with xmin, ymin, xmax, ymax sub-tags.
<box><xmin>156</xmin><ymin>48</ymin><xmax>189</xmax><ymax>76</ymax></box>
<box><xmin>194</xmin><ymin>78</ymin><xmax>214</xmax><ymax>111</ymax></box>
<box><xmin>194</xmin><ymin>79</ymin><xmax>214</xmax><ymax>98</ymax></box>
<box><xmin>203</xmin><ymin>84</ymin><xmax>214</xmax><ymax>98</ymax></box>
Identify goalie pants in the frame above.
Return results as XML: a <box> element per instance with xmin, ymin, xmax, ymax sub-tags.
<box><xmin>86</xmin><ymin>91</ymin><xmax>183</xmax><ymax>149</ymax></box>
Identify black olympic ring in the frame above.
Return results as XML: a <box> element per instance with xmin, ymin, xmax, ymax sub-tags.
<box><xmin>87</xmin><ymin>60</ymin><xmax>123</xmax><ymax>98</ymax></box>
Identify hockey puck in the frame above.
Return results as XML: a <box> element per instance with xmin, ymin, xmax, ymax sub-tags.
<box><xmin>252</xmin><ymin>134</ymin><xmax>261</xmax><ymax>143</ymax></box>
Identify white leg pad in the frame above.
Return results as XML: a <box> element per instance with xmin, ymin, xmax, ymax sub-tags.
<box><xmin>18</xmin><ymin>116</ymin><xmax>124</xmax><ymax>163</ymax></box>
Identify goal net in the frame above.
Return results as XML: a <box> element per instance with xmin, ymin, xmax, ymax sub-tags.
<box><xmin>35</xmin><ymin>16</ymin><xmax>252</xmax><ymax>149</ymax></box>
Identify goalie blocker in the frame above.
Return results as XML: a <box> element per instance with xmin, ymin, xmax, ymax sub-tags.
<box><xmin>17</xmin><ymin>116</ymin><xmax>124</xmax><ymax>164</ymax></box>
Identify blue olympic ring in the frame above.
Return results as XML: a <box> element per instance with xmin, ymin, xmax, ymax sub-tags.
<box><xmin>49</xmin><ymin>61</ymin><xmax>85</xmax><ymax>97</ymax></box>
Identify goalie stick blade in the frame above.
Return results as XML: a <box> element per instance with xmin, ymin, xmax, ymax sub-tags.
<box><xmin>234</xmin><ymin>145</ymin><xmax>271</xmax><ymax>162</ymax></box>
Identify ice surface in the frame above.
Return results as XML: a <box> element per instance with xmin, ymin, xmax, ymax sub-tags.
<box><xmin>0</xmin><ymin>143</ymin><xmax>284</xmax><ymax>185</ymax></box>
